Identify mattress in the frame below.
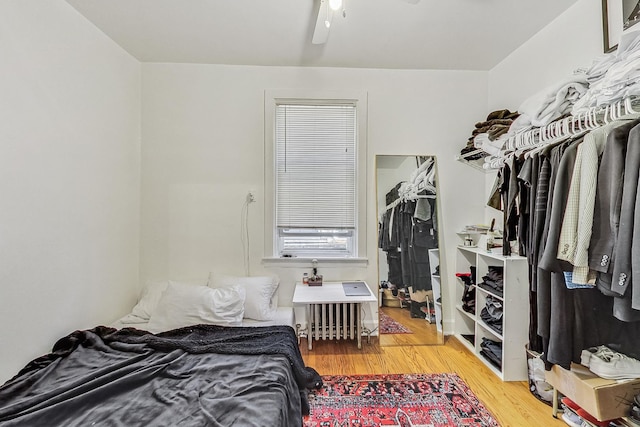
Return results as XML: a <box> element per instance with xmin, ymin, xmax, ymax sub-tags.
<box><xmin>0</xmin><ymin>325</ymin><xmax>321</xmax><ymax>426</ymax></box>
<box><xmin>111</xmin><ymin>306</ymin><xmax>296</xmax><ymax>332</ymax></box>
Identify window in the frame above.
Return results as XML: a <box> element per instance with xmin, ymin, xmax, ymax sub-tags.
<box><xmin>274</xmin><ymin>102</ymin><xmax>358</xmax><ymax>258</ymax></box>
<box><xmin>263</xmin><ymin>90</ymin><xmax>367</xmax><ymax>264</ymax></box>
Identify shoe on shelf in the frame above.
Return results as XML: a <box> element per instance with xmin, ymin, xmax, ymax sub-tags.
<box><xmin>561</xmin><ymin>398</ymin><xmax>584</xmax><ymax>427</ymax></box>
<box><xmin>562</xmin><ymin>395</ymin><xmax>614</xmax><ymax>427</ymax></box>
<box><xmin>580</xmin><ymin>345</ymin><xmax>610</xmax><ymax>368</ymax></box>
<box><xmin>561</xmin><ymin>410</ymin><xmax>583</xmax><ymax>427</ymax></box>
<box><xmin>575</xmin><ymin>408</ymin><xmax>612</xmax><ymax>427</ymax></box>
<box><xmin>586</xmin><ymin>346</ymin><xmax>640</xmax><ymax>380</ymax></box>
<box><xmin>631</xmin><ymin>403</ymin><xmax>640</xmax><ymax>423</ymax></box>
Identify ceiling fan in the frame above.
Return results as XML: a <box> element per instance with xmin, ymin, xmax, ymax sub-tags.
<box><xmin>312</xmin><ymin>0</ymin><xmax>420</xmax><ymax>44</ymax></box>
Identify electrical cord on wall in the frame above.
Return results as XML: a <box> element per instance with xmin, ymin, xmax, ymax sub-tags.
<box><xmin>241</xmin><ymin>199</ymin><xmax>250</xmax><ymax>276</ymax></box>
<box><xmin>241</xmin><ymin>192</ymin><xmax>255</xmax><ymax>276</ymax></box>
<box><xmin>366</xmin><ymin>306</ymin><xmax>379</xmax><ymax>336</ymax></box>
<box><xmin>362</xmin><ymin>306</ymin><xmax>377</xmax><ymax>336</ymax></box>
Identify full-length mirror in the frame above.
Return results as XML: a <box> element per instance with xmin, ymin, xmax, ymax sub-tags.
<box><xmin>376</xmin><ymin>155</ymin><xmax>443</xmax><ymax>346</ymax></box>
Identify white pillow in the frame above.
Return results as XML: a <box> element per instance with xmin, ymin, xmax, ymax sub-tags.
<box><xmin>208</xmin><ymin>273</ymin><xmax>279</xmax><ymax>321</ymax></box>
<box><xmin>145</xmin><ymin>281</ymin><xmax>246</xmax><ymax>333</ymax></box>
<box><xmin>130</xmin><ymin>280</ymin><xmax>169</xmax><ymax>320</ymax></box>
<box><xmin>130</xmin><ymin>279</ymin><xmax>206</xmax><ymax>320</ymax></box>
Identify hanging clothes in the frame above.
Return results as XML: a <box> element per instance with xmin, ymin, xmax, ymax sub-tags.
<box><xmin>589</xmin><ymin>120</ymin><xmax>640</xmax><ymax>322</ymax></box>
<box><xmin>497</xmin><ymin>113</ymin><xmax>640</xmax><ymax>369</ymax></box>
<box><xmin>380</xmin><ymin>186</ymin><xmax>403</xmax><ymax>286</ymax></box>
<box><xmin>518</xmin><ymin>153</ymin><xmax>542</xmax><ymax>351</ymax></box>
<box><xmin>537</xmin><ymin>137</ymin><xmax>584</xmax><ymax>369</ymax></box>
<box><xmin>378</xmin><ymin>159</ymin><xmax>439</xmax><ymax>292</ymax></box>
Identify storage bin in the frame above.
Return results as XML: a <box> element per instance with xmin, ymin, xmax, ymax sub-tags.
<box><xmin>526</xmin><ymin>345</ymin><xmax>553</xmax><ymax>406</ymax></box>
<box><xmin>382</xmin><ymin>289</ymin><xmax>401</xmax><ymax>308</ymax></box>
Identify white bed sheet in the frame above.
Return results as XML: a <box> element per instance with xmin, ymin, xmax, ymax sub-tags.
<box><xmin>111</xmin><ymin>306</ymin><xmax>296</xmax><ymax>332</ymax></box>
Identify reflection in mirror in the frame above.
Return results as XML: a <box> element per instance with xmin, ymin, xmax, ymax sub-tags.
<box><xmin>376</xmin><ymin>155</ymin><xmax>443</xmax><ymax>346</ymax></box>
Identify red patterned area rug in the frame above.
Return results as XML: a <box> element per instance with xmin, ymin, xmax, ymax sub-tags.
<box><xmin>379</xmin><ymin>311</ymin><xmax>413</xmax><ymax>334</ymax></box>
<box><xmin>304</xmin><ymin>373</ymin><xmax>500</xmax><ymax>427</ymax></box>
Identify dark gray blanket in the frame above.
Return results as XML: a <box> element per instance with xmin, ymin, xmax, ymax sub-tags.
<box><xmin>0</xmin><ymin>325</ymin><xmax>322</xmax><ymax>426</ymax></box>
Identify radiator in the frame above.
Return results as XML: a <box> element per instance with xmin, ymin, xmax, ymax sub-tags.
<box><xmin>308</xmin><ymin>302</ymin><xmax>358</xmax><ymax>342</ymax></box>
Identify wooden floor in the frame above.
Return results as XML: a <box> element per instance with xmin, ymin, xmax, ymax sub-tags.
<box><xmin>378</xmin><ymin>305</ymin><xmax>442</xmax><ymax>346</ymax></box>
<box><xmin>300</xmin><ymin>335</ymin><xmax>565</xmax><ymax>427</ymax></box>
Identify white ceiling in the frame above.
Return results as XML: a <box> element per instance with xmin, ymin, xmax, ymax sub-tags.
<box><xmin>65</xmin><ymin>0</ymin><xmax>580</xmax><ymax>71</ymax></box>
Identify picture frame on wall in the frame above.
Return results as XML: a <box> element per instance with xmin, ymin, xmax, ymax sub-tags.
<box><xmin>603</xmin><ymin>0</ymin><xmax>640</xmax><ymax>52</ymax></box>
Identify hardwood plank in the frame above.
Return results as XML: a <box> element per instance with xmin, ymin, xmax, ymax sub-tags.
<box><xmin>301</xmin><ymin>335</ymin><xmax>564</xmax><ymax>427</ymax></box>
<box><xmin>378</xmin><ymin>306</ymin><xmax>442</xmax><ymax>345</ymax></box>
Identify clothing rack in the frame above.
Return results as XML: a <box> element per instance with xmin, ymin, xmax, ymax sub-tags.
<box><xmin>385</xmin><ymin>181</ymin><xmax>437</xmax><ymax>212</ymax></box>
<box><xmin>385</xmin><ymin>193</ymin><xmax>435</xmax><ymax>212</ymax></box>
<box><xmin>383</xmin><ymin>159</ymin><xmax>437</xmax><ymax>213</ymax></box>
<box><xmin>482</xmin><ymin>96</ymin><xmax>640</xmax><ymax>170</ymax></box>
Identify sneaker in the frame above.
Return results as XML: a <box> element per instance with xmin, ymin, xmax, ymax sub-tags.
<box><xmin>576</xmin><ymin>407</ymin><xmax>611</xmax><ymax>427</ymax></box>
<box><xmin>631</xmin><ymin>404</ymin><xmax>640</xmax><ymax>423</ymax></box>
<box><xmin>580</xmin><ymin>345</ymin><xmax>610</xmax><ymax>367</ymax></box>
<box><xmin>563</xmin><ymin>397</ymin><xmax>614</xmax><ymax>427</ymax></box>
<box><xmin>561</xmin><ymin>410</ymin><xmax>583</xmax><ymax>427</ymax></box>
<box><xmin>588</xmin><ymin>346</ymin><xmax>640</xmax><ymax>380</ymax></box>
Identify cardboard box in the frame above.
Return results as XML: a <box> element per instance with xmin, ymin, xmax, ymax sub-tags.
<box><xmin>545</xmin><ymin>363</ymin><xmax>640</xmax><ymax>421</ymax></box>
<box><xmin>382</xmin><ymin>289</ymin><xmax>401</xmax><ymax>308</ymax></box>
<box><xmin>408</xmin><ymin>286</ymin><xmax>433</xmax><ymax>304</ymax></box>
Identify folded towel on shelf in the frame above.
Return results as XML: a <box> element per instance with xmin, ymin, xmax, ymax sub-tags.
<box><xmin>572</xmin><ymin>30</ymin><xmax>640</xmax><ymax>114</ymax></box>
<box><xmin>517</xmin><ymin>72</ymin><xmax>588</xmax><ymax>128</ymax></box>
<box><xmin>460</xmin><ymin>109</ymin><xmax>519</xmax><ymax>160</ymax></box>
<box><xmin>473</xmin><ymin>133</ymin><xmax>506</xmax><ymax>156</ymax></box>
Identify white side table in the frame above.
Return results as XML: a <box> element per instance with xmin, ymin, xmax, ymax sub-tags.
<box><xmin>292</xmin><ymin>281</ymin><xmax>377</xmax><ymax>350</ymax></box>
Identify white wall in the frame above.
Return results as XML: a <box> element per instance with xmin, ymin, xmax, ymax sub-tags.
<box><xmin>0</xmin><ymin>0</ymin><xmax>609</xmax><ymax>386</ymax></box>
<box><xmin>141</xmin><ymin>64</ymin><xmax>489</xmax><ymax>334</ymax></box>
<box><xmin>0</xmin><ymin>1</ymin><xmax>141</xmax><ymax>383</ymax></box>
<box><xmin>489</xmin><ymin>0</ymin><xmax>602</xmax><ymax>111</ymax></box>
<box><xmin>485</xmin><ymin>0</ymin><xmax>603</xmax><ymax>222</ymax></box>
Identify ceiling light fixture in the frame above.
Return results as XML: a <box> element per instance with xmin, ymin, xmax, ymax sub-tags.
<box><xmin>329</xmin><ymin>0</ymin><xmax>342</xmax><ymax>11</ymax></box>
<box><xmin>313</xmin><ymin>0</ymin><xmax>419</xmax><ymax>45</ymax></box>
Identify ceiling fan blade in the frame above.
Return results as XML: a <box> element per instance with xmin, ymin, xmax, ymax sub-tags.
<box><xmin>312</xmin><ymin>0</ymin><xmax>332</xmax><ymax>44</ymax></box>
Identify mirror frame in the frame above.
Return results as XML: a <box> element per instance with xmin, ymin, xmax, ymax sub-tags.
<box><xmin>375</xmin><ymin>155</ymin><xmax>444</xmax><ymax>346</ymax></box>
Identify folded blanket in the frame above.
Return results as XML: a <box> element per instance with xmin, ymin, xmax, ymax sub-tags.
<box><xmin>572</xmin><ymin>30</ymin><xmax>640</xmax><ymax>114</ymax></box>
<box><xmin>473</xmin><ymin>133</ymin><xmax>506</xmax><ymax>156</ymax></box>
<box><xmin>461</xmin><ymin>109</ymin><xmax>519</xmax><ymax>159</ymax></box>
<box><xmin>518</xmin><ymin>72</ymin><xmax>588</xmax><ymax>128</ymax></box>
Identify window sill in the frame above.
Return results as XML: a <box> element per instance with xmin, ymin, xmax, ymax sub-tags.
<box><xmin>262</xmin><ymin>257</ymin><xmax>368</xmax><ymax>268</ymax></box>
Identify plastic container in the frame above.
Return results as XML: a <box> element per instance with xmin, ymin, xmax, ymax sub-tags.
<box><xmin>526</xmin><ymin>344</ymin><xmax>554</xmax><ymax>406</ymax></box>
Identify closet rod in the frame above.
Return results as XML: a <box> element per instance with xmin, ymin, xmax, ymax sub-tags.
<box><xmin>482</xmin><ymin>95</ymin><xmax>640</xmax><ymax>170</ymax></box>
<box><xmin>384</xmin><ymin>194</ymin><xmax>436</xmax><ymax>212</ymax></box>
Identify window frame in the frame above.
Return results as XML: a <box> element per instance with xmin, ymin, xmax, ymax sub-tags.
<box><xmin>263</xmin><ymin>89</ymin><xmax>368</xmax><ymax>264</ymax></box>
<box><xmin>276</xmin><ymin>228</ymin><xmax>354</xmax><ymax>258</ymax></box>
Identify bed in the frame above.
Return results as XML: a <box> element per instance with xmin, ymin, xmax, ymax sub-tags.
<box><xmin>0</xmin><ymin>275</ymin><xmax>322</xmax><ymax>427</ymax></box>
<box><xmin>112</xmin><ymin>305</ymin><xmax>296</xmax><ymax>330</ymax></box>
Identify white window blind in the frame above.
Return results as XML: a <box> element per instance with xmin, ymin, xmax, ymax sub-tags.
<box><xmin>275</xmin><ymin>103</ymin><xmax>356</xmax><ymax>231</ymax></box>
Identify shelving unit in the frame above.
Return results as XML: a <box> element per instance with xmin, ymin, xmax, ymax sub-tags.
<box><xmin>455</xmin><ymin>230</ymin><xmax>486</xmax><ymax>249</ymax></box>
<box><xmin>455</xmin><ymin>148</ymin><xmax>490</xmax><ymax>172</ymax></box>
<box><xmin>454</xmin><ymin>245</ymin><xmax>529</xmax><ymax>381</ymax></box>
<box><xmin>428</xmin><ymin>249</ymin><xmax>442</xmax><ymax>333</ymax></box>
